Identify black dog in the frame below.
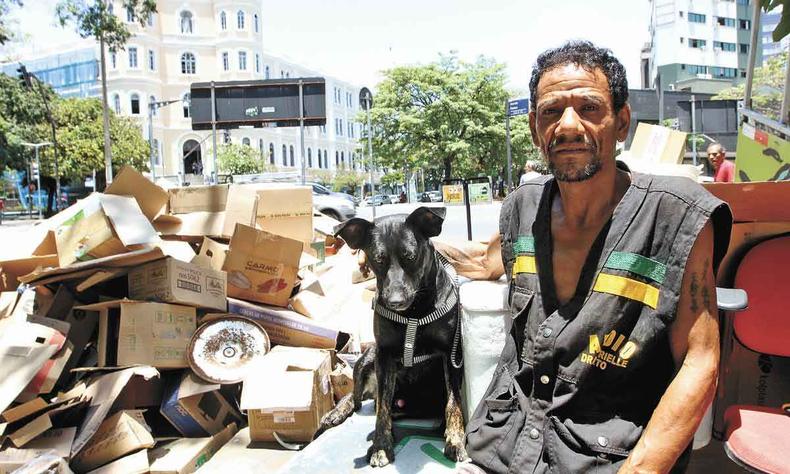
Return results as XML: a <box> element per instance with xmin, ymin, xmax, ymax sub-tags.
<box><xmin>323</xmin><ymin>206</ymin><xmax>467</xmax><ymax>467</ymax></box>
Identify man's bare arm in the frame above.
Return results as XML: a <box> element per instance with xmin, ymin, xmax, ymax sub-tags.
<box><xmin>432</xmin><ymin>233</ymin><xmax>504</xmax><ymax>280</ymax></box>
<box><xmin>619</xmin><ymin>222</ymin><xmax>720</xmax><ymax>473</ymax></box>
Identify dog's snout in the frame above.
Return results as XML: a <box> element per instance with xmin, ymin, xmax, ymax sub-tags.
<box><xmin>386</xmin><ymin>293</ymin><xmax>409</xmax><ymax>311</ymax></box>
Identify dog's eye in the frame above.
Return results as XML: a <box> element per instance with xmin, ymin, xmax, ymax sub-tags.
<box><xmin>403</xmin><ymin>252</ymin><xmax>417</xmax><ymax>261</ymax></box>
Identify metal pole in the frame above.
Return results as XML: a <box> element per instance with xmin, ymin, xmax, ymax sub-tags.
<box><xmin>691</xmin><ymin>95</ymin><xmax>697</xmax><ymax>166</ymax></box>
<box><xmin>781</xmin><ymin>43</ymin><xmax>790</xmax><ymax>124</ymax></box>
<box><xmin>366</xmin><ymin>93</ymin><xmax>375</xmax><ymax>219</ymax></box>
<box><xmin>298</xmin><ymin>80</ymin><xmax>306</xmax><ymax>185</ymax></box>
<box><xmin>26</xmin><ymin>156</ymin><xmax>32</xmax><ymax>219</ymax></box>
<box><xmin>99</xmin><ymin>37</ymin><xmax>113</xmax><ymax>186</ymax></box>
<box><xmin>505</xmin><ymin>101</ymin><xmax>512</xmax><ymax>191</ymax></box>
<box><xmin>148</xmin><ymin>97</ymin><xmax>157</xmax><ymax>182</ymax></box>
<box><xmin>744</xmin><ymin>1</ymin><xmax>762</xmax><ymax>110</ymax></box>
<box><xmin>35</xmin><ymin>146</ymin><xmax>42</xmax><ymax>219</ymax></box>
<box><xmin>464</xmin><ymin>180</ymin><xmax>472</xmax><ymax>240</ymax></box>
<box><xmin>210</xmin><ymin>81</ymin><xmax>218</xmax><ymax>184</ymax></box>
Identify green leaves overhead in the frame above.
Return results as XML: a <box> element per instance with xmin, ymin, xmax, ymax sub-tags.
<box><xmin>55</xmin><ymin>0</ymin><xmax>156</xmax><ymax>51</ymax></box>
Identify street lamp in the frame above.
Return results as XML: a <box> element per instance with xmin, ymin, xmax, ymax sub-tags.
<box><xmin>148</xmin><ymin>97</ymin><xmax>187</xmax><ymax>183</ymax></box>
<box><xmin>21</xmin><ymin>141</ymin><xmax>52</xmax><ymax>220</ymax></box>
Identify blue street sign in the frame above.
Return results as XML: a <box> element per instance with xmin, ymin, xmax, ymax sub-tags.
<box><xmin>508</xmin><ymin>98</ymin><xmax>529</xmax><ymax>117</ymax></box>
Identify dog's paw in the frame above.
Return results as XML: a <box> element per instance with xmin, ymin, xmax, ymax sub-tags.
<box><xmin>367</xmin><ymin>446</ymin><xmax>394</xmax><ymax>467</ymax></box>
<box><xmin>443</xmin><ymin>442</ymin><xmax>469</xmax><ymax>463</ymax></box>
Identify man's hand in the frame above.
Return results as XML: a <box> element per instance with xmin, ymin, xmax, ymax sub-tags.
<box><xmin>619</xmin><ymin>222</ymin><xmax>720</xmax><ymax>473</ymax></box>
<box><xmin>432</xmin><ymin>232</ymin><xmax>504</xmax><ymax>280</ymax></box>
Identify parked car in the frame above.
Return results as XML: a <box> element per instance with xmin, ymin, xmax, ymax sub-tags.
<box><xmin>364</xmin><ymin>195</ymin><xmax>389</xmax><ymax>207</ymax></box>
<box><xmin>388</xmin><ymin>194</ymin><xmax>400</xmax><ymax>205</ymax></box>
<box><xmin>419</xmin><ymin>191</ymin><xmax>443</xmax><ymax>203</ymax></box>
<box><xmin>308</xmin><ymin>182</ymin><xmax>357</xmax><ymax>206</ymax></box>
<box><xmin>314</xmin><ymin>192</ymin><xmax>356</xmax><ymax>221</ymax></box>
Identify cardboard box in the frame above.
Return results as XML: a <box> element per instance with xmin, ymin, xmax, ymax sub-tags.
<box><xmin>107</xmin><ymin>166</ymin><xmax>169</xmax><ymax>221</ymax></box>
<box><xmin>0</xmin><ymin>255</ymin><xmax>59</xmax><ymax>292</ymax></box>
<box><xmin>226</xmin><ymin>298</ymin><xmax>350</xmax><ymax>350</ymax></box>
<box><xmin>223</xmin><ymin>224</ymin><xmax>303</xmax><ymax>307</ymax></box>
<box><xmin>252</xmin><ymin>185</ymin><xmax>314</xmax><ymax>244</ymax></box>
<box><xmin>628</xmin><ymin>122</ymin><xmax>688</xmax><ymax>164</ymax></box>
<box><xmin>71</xmin><ymin>409</ymin><xmax>155</xmax><ymax>472</ymax></box>
<box><xmin>240</xmin><ymin>346</ymin><xmax>334</xmax><ymax>442</ymax></box>
<box><xmin>157</xmin><ymin>185</ymin><xmax>258</xmax><ymax>241</ymax></box>
<box><xmin>129</xmin><ymin>257</ymin><xmax>227</xmax><ymax>311</ymax></box>
<box><xmin>0</xmin><ymin>427</ymin><xmax>75</xmax><ymax>474</ymax></box>
<box><xmin>148</xmin><ymin>423</ymin><xmax>238</xmax><ymax>474</ymax></box>
<box><xmin>85</xmin><ymin>449</ymin><xmax>150</xmax><ymax>474</ymax></box>
<box><xmin>160</xmin><ymin>372</ymin><xmax>242</xmax><ymax>437</ymax></box>
<box><xmin>75</xmin><ymin>300</ymin><xmax>196</xmax><ymax>369</ymax></box>
<box><xmin>191</xmin><ymin>237</ymin><xmax>228</xmax><ymax>272</ymax></box>
<box><xmin>169</xmin><ymin>184</ymin><xmax>229</xmax><ymax>214</ymax></box>
<box><xmin>0</xmin><ymin>328</ymin><xmax>60</xmax><ymax>413</ymax></box>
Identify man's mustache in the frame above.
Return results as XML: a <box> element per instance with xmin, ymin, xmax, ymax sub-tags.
<box><xmin>547</xmin><ymin>136</ymin><xmax>597</xmax><ymax>154</ymax></box>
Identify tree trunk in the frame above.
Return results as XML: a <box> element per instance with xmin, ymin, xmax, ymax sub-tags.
<box><xmin>443</xmin><ymin>157</ymin><xmax>452</xmax><ymax>181</ymax></box>
<box><xmin>99</xmin><ymin>36</ymin><xmax>113</xmax><ymax>187</ymax></box>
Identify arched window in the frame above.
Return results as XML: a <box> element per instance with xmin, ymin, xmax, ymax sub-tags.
<box><xmin>220</xmin><ymin>11</ymin><xmax>227</xmax><ymax>30</ymax></box>
<box><xmin>237</xmin><ymin>10</ymin><xmax>245</xmax><ymax>29</ymax></box>
<box><xmin>269</xmin><ymin>143</ymin><xmax>275</xmax><ymax>164</ymax></box>
<box><xmin>265</xmin><ymin>65</ymin><xmax>270</xmax><ymax>79</ymax></box>
<box><xmin>180</xmin><ymin>11</ymin><xmax>193</xmax><ymax>34</ymax></box>
<box><xmin>335</xmin><ymin>151</ymin><xmax>339</xmax><ymax>167</ymax></box>
<box><xmin>183</xmin><ymin>93</ymin><xmax>191</xmax><ymax>118</ymax></box>
<box><xmin>110</xmin><ymin>51</ymin><xmax>117</xmax><ymax>69</ymax></box>
<box><xmin>242</xmin><ymin>137</ymin><xmax>251</xmax><ymax>147</ymax></box>
<box><xmin>308</xmin><ymin>148</ymin><xmax>312</xmax><ymax>168</ymax></box>
<box><xmin>254</xmin><ymin>14</ymin><xmax>259</xmax><ymax>32</ymax></box>
<box><xmin>255</xmin><ymin>54</ymin><xmax>260</xmax><ymax>73</ymax></box>
<box><xmin>130</xmin><ymin>93</ymin><xmax>140</xmax><ymax>115</ymax></box>
<box><xmin>324</xmin><ymin>149</ymin><xmax>328</xmax><ymax>168</ymax></box>
<box><xmin>113</xmin><ymin>94</ymin><xmax>121</xmax><ymax>115</ymax></box>
<box><xmin>281</xmin><ymin>145</ymin><xmax>287</xmax><ymax>166</ymax></box>
<box><xmin>126</xmin><ymin>6</ymin><xmax>134</xmax><ymax>22</ymax></box>
<box><xmin>222</xmin><ymin>52</ymin><xmax>229</xmax><ymax>71</ymax></box>
<box><xmin>341</xmin><ymin>151</ymin><xmax>345</xmax><ymax>165</ymax></box>
<box><xmin>181</xmin><ymin>52</ymin><xmax>196</xmax><ymax>74</ymax></box>
<box><xmin>149</xmin><ymin>95</ymin><xmax>157</xmax><ymax>117</ymax></box>
<box><xmin>289</xmin><ymin>145</ymin><xmax>295</xmax><ymax>166</ymax></box>
<box><xmin>258</xmin><ymin>139</ymin><xmax>264</xmax><ymax>159</ymax></box>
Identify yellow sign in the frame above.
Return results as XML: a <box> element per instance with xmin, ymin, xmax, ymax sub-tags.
<box><xmin>442</xmin><ymin>184</ymin><xmax>464</xmax><ymax>205</ymax></box>
<box><xmin>736</xmin><ymin>122</ymin><xmax>790</xmax><ymax>182</ymax></box>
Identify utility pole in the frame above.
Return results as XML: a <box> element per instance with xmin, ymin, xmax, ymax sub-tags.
<box><xmin>505</xmin><ymin>99</ymin><xmax>512</xmax><ymax>190</ymax></box>
<box><xmin>21</xmin><ymin>142</ymin><xmax>52</xmax><ymax>220</ymax></box>
<box><xmin>299</xmin><ymin>79</ymin><xmax>306</xmax><ymax>185</ymax></box>
<box><xmin>99</xmin><ymin>36</ymin><xmax>113</xmax><ymax>186</ymax></box>
<box><xmin>360</xmin><ymin>87</ymin><xmax>375</xmax><ymax>219</ymax></box>
<box><xmin>210</xmin><ymin>82</ymin><xmax>218</xmax><ymax>184</ymax></box>
<box><xmin>148</xmin><ymin>97</ymin><xmax>183</xmax><ymax>182</ymax></box>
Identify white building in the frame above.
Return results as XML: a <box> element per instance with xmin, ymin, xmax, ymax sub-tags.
<box><xmin>643</xmin><ymin>0</ymin><xmax>760</xmax><ymax>94</ymax></box>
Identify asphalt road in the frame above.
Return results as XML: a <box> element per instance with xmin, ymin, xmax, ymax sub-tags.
<box><xmin>354</xmin><ymin>201</ymin><xmax>502</xmax><ymax>242</ymax></box>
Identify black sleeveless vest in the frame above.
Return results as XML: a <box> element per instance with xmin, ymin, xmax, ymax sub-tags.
<box><xmin>465</xmin><ymin>171</ymin><xmax>731</xmax><ymax>473</ymax></box>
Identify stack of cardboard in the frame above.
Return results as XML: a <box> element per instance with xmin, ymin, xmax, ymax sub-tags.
<box><xmin>0</xmin><ymin>167</ymin><xmax>373</xmax><ymax>473</ymax></box>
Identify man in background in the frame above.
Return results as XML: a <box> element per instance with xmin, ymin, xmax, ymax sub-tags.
<box><xmin>707</xmin><ymin>143</ymin><xmax>735</xmax><ymax>182</ymax></box>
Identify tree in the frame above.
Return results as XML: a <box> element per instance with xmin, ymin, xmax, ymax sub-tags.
<box><xmin>0</xmin><ymin>72</ymin><xmax>54</xmax><ymax>172</ymax></box>
<box><xmin>714</xmin><ymin>52</ymin><xmax>787</xmax><ymax>121</ymax></box>
<box><xmin>380</xmin><ymin>170</ymin><xmax>405</xmax><ymax>189</ymax></box>
<box><xmin>0</xmin><ymin>0</ymin><xmax>22</xmax><ymax>44</ymax></box>
<box><xmin>216</xmin><ymin>143</ymin><xmax>273</xmax><ymax>175</ymax></box>
<box><xmin>308</xmin><ymin>169</ymin><xmax>333</xmax><ymax>187</ymax></box>
<box><xmin>333</xmin><ymin>168</ymin><xmax>366</xmax><ymax>194</ymax></box>
<box><xmin>56</xmin><ymin>0</ymin><xmax>156</xmax><ymax>187</ymax></box>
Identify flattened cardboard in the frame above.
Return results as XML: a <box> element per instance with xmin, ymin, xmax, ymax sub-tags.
<box><xmin>226</xmin><ymin>298</ymin><xmax>350</xmax><ymax>350</ymax></box>
<box><xmin>154</xmin><ymin>212</ymin><xmax>225</xmax><ymax>241</ymax></box>
<box><xmin>252</xmin><ymin>186</ymin><xmax>314</xmax><ymax>244</ymax></box>
<box><xmin>128</xmin><ymin>258</ymin><xmax>227</xmax><ymax>311</ymax></box>
<box><xmin>628</xmin><ymin>122</ymin><xmax>688</xmax><ymax>164</ymax></box>
<box><xmin>107</xmin><ymin>166</ymin><xmax>169</xmax><ymax>221</ymax></box>
<box><xmin>0</xmin><ymin>255</ymin><xmax>59</xmax><ymax>292</ymax></box>
<box><xmin>0</xmin><ymin>427</ymin><xmax>75</xmax><ymax>474</ymax></box>
<box><xmin>19</xmin><ymin>247</ymin><xmax>165</xmax><ymax>286</ymax></box>
<box><xmin>71</xmin><ymin>409</ymin><xmax>155</xmax><ymax>472</ymax></box>
<box><xmin>85</xmin><ymin>449</ymin><xmax>150</xmax><ymax>474</ymax></box>
<box><xmin>17</xmin><ymin>318</ymin><xmax>70</xmax><ymax>400</ymax></box>
<box><xmin>169</xmin><ymin>184</ymin><xmax>229</xmax><ymax>214</ymax></box>
<box><xmin>191</xmin><ymin>237</ymin><xmax>228</xmax><ymax>272</ymax></box>
<box><xmin>0</xmin><ymin>291</ymin><xmax>17</xmax><ymax>319</ymax></box>
<box><xmin>160</xmin><ymin>372</ymin><xmax>242</xmax><ymax>437</ymax></box>
<box><xmin>241</xmin><ymin>346</ymin><xmax>334</xmax><ymax>442</ymax></box>
<box><xmin>148</xmin><ymin>423</ymin><xmax>237</xmax><ymax>474</ymax></box>
<box><xmin>75</xmin><ymin>300</ymin><xmax>196</xmax><ymax>369</ymax></box>
<box><xmin>1</xmin><ymin>398</ymin><xmax>48</xmax><ymax>424</ymax></box>
<box><xmin>223</xmin><ymin>224</ymin><xmax>303</xmax><ymax>307</ymax></box>
<box><xmin>705</xmin><ymin>181</ymin><xmax>790</xmax><ymax>223</ymax></box>
<box><xmin>221</xmin><ymin>185</ymin><xmax>259</xmax><ymax>239</ymax></box>
<box><xmin>0</xmin><ymin>338</ymin><xmax>59</xmax><ymax>413</ymax></box>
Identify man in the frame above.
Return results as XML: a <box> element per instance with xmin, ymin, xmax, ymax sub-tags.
<box><xmin>519</xmin><ymin>160</ymin><xmax>542</xmax><ymax>185</ymax></box>
<box><xmin>707</xmin><ymin>143</ymin><xmax>735</xmax><ymax>182</ymax></box>
<box><xmin>463</xmin><ymin>41</ymin><xmax>731</xmax><ymax>473</ymax></box>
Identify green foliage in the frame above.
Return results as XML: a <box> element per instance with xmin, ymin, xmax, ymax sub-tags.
<box><xmin>714</xmin><ymin>52</ymin><xmax>787</xmax><ymax>121</ymax></box>
<box><xmin>361</xmin><ymin>53</ymin><xmax>541</xmax><ymax>182</ymax></box>
<box><xmin>0</xmin><ymin>0</ymin><xmax>23</xmax><ymax>44</ymax></box>
<box><xmin>762</xmin><ymin>0</ymin><xmax>790</xmax><ymax>42</ymax></box>
<box><xmin>56</xmin><ymin>0</ymin><xmax>156</xmax><ymax>51</ymax></box>
<box><xmin>0</xmin><ymin>72</ymin><xmax>55</xmax><ymax>171</ymax></box>
<box><xmin>380</xmin><ymin>171</ymin><xmax>405</xmax><ymax>188</ymax></box>
<box><xmin>216</xmin><ymin>143</ymin><xmax>272</xmax><ymax>175</ymax></box>
<box><xmin>308</xmin><ymin>169</ymin><xmax>333</xmax><ymax>187</ymax></box>
<box><xmin>333</xmin><ymin>168</ymin><xmax>366</xmax><ymax>194</ymax></box>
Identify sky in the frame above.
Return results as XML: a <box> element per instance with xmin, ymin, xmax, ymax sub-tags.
<box><xmin>2</xmin><ymin>0</ymin><xmax>651</xmax><ymax>94</ymax></box>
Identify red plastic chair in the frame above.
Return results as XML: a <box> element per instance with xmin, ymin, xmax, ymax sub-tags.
<box><xmin>721</xmin><ymin>235</ymin><xmax>790</xmax><ymax>474</ymax></box>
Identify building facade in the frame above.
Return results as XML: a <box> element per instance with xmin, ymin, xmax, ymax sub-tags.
<box><xmin>3</xmin><ymin>0</ymin><xmax>364</xmax><ymax>181</ymax></box>
<box><xmin>643</xmin><ymin>0</ymin><xmax>761</xmax><ymax>94</ymax></box>
<box><xmin>761</xmin><ymin>8</ymin><xmax>789</xmax><ymax>59</ymax></box>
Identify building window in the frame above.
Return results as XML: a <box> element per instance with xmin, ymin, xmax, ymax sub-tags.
<box><xmin>152</xmin><ymin>138</ymin><xmax>160</xmax><ymax>165</ymax></box>
<box><xmin>739</xmin><ymin>19</ymin><xmax>751</xmax><ymax>30</ymax></box>
<box><xmin>689</xmin><ymin>38</ymin><xmax>706</xmax><ymax>49</ymax></box>
<box><xmin>147</xmin><ymin>13</ymin><xmax>153</xmax><ymax>27</ymax></box>
<box><xmin>128</xmin><ymin>47</ymin><xmax>138</xmax><ymax>68</ymax></box>
<box><xmin>113</xmin><ymin>93</ymin><xmax>121</xmax><ymax>114</ymax></box>
<box><xmin>737</xmin><ymin>0</ymin><xmax>750</xmax><ymax>5</ymax></box>
<box><xmin>269</xmin><ymin>143</ymin><xmax>275</xmax><ymax>164</ymax></box>
<box><xmin>220</xmin><ymin>11</ymin><xmax>227</xmax><ymax>30</ymax></box>
<box><xmin>679</xmin><ymin>11</ymin><xmax>684</xmax><ymax>18</ymax></box>
<box><xmin>181</xmin><ymin>52</ymin><xmax>196</xmax><ymax>74</ymax></box>
<box><xmin>281</xmin><ymin>145</ymin><xmax>287</xmax><ymax>166</ymax></box>
<box><xmin>285</xmin><ymin>71</ymin><xmax>290</xmax><ymax>78</ymax></box>
<box><xmin>740</xmin><ymin>69</ymin><xmax>747</xmax><ymax>78</ymax></box>
<box><xmin>714</xmin><ymin>41</ymin><xmax>737</xmax><ymax>52</ymax></box>
<box><xmin>335</xmin><ymin>151</ymin><xmax>339</xmax><ymax>167</ymax></box>
<box><xmin>717</xmin><ymin>16</ymin><xmax>736</xmax><ymax>27</ymax></box>
<box><xmin>126</xmin><ymin>6</ymin><xmax>134</xmax><ymax>22</ymax></box>
<box><xmin>265</xmin><ymin>65</ymin><xmax>270</xmax><ymax>79</ymax></box>
<box><xmin>223</xmin><ymin>130</ymin><xmax>231</xmax><ymax>144</ymax></box>
<box><xmin>255</xmin><ymin>54</ymin><xmax>260</xmax><ymax>73</ymax></box>
<box><xmin>688</xmin><ymin>12</ymin><xmax>705</xmax><ymax>23</ymax></box>
<box><xmin>254</xmin><ymin>14</ymin><xmax>259</xmax><ymax>32</ymax></box>
<box><xmin>712</xmin><ymin>66</ymin><xmax>737</xmax><ymax>78</ymax></box>
<box><xmin>222</xmin><ymin>52</ymin><xmax>229</xmax><ymax>71</ymax></box>
<box><xmin>289</xmin><ymin>145</ymin><xmax>295</xmax><ymax>166</ymax></box>
<box><xmin>242</xmin><ymin>137</ymin><xmax>251</xmax><ymax>147</ymax></box>
<box><xmin>308</xmin><ymin>148</ymin><xmax>312</xmax><ymax>167</ymax></box>
<box><xmin>341</xmin><ymin>151</ymin><xmax>345</xmax><ymax>165</ymax></box>
<box><xmin>110</xmin><ymin>51</ymin><xmax>117</xmax><ymax>69</ymax></box>
<box><xmin>258</xmin><ymin>139</ymin><xmax>264</xmax><ymax>159</ymax></box>
<box><xmin>237</xmin><ymin>10</ymin><xmax>245</xmax><ymax>29</ymax></box>
<box><xmin>686</xmin><ymin>64</ymin><xmax>708</xmax><ymax>75</ymax></box>
<box><xmin>740</xmin><ymin>43</ymin><xmax>749</xmax><ymax>54</ymax></box>
<box><xmin>130</xmin><ymin>93</ymin><xmax>140</xmax><ymax>115</ymax></box>
<box><xmin>149</xmin><ymin>95</ymin><xmax>157</xmax><ymax>116</ymax></box>
<box><xmin>148</xmin><ymin>50</ymin><xmax>155</xmax><ymax>70</ymax></box>
<box><xmin>239</xmin><ymin>51</ymin><xmax>247</xmax><ymax>71</ymax></box>
<box><xmin>180</xmin><ymin>11</ymin><xmax>193</xmax><ymax>34</ymax></box>
<box><xmin>183</xmin><ymin>93</ymin><xmax>191</xmax><ymax>118</ymax></box>
<box><xmin>324</xmin><ymin>150</ymin><xmax>328</xmax><ymax>168</ymax></box>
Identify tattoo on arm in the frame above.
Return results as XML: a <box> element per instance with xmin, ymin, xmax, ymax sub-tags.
<box><xmin>689</xmin><ymin>258</ymin><xmax>712</xmax><ymax>314</ymax></box>
<box><xmin>701</xmin><ymin>259</ymin><xmax>712</xmax><ymax>311</ymax></box>
<box><xmin>689</xmin><ymin>273</ymin><xmax>700</xmax><ymax>313</ymax></box>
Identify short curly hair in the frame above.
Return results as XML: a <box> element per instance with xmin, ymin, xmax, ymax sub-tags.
<box><xmin>529</xmin><ymin>40</ymin><xmax>629</xmax><ymax>113</ymax></box>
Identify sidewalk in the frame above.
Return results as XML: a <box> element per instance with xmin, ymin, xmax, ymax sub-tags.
<box><xmin>0</xmin><ymin>217</ymin><xmax>40</xmax><ymax>259</ymax></box>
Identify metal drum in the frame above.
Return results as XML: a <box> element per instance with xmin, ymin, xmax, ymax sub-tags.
<box><xmin>188</xmin><ymin>316</ymin><xmax>271</xmax><ymax>384</ymax></box>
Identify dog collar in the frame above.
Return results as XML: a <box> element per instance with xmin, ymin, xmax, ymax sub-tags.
<box><xmin>374</xmin><ymin>252</ymin><xmax>463</xmax><ymax>368</ymax></box>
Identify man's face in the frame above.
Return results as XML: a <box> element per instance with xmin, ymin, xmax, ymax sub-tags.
<box><xmin>529</xmin><ymin>64</ymin><xmax>630</xmax><ymax>182</ymax></box>
<box><xmin>707</xmin><ymin>146</ymin><xmax>725</xmax><ymax>168</ymax></box>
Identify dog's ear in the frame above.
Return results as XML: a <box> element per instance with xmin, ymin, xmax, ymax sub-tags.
<box><xmin>334</xmin><ymin>218</ymin><xmax>374</xmax><ymax>249</ymax></box>
<box><xmin>406</xmin><ymin>206</ymin><xmax>446</xmax><ymax>238</ymax></box>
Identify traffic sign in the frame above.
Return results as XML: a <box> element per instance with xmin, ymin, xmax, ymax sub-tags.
<box><xmin>359</xmin><ymin>87</ymin><xmax>373</xmax><ymax>110</ymax></box>
<box><xmin>508</xmin><ymin>98</ymin><xmax>529</xmax><ymax>117</ymax></box>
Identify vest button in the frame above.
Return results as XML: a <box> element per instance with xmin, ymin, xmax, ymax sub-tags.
<box><xmin>540</xmin><ymin>375</ymin><xmax>550</xmax><ymax>384</ymax></box>
<box><xmin>597</xmin><ymin>436</ymin><xmax>609</xmax><ymax>447</ymax></box>
<box><xmin>542</xmin><ymin>327</ymin><xmax>552</xmax><ymax>338</ymax></box>
<box><xmin>529</xmin><ymin>428</ymin><xmax>540</xmax><ymax>439</ymax></box>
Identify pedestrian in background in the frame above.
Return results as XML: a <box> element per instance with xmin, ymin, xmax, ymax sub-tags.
<box><xmin>519</xmin><ymin>160</ymin><xmax>542</xmax><ymax>185</ymax></box>
<box><xmin>707</xmin><ymin>143</ymin><xmax>735</xmax><ymax>183</ymax></box>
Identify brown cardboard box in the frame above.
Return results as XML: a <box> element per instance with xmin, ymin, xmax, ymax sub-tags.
<box><xmin>252</xmin><ymin>185</ymin><xmax>314</xmax><ymax>244</ymax></box>
<box><xmin>628</xmin><ymin>123</ymin><xmax>688</xmax><ymax>164</ymax></box>
<box><xmin>128</xmin><ymin>257</ymin><xmax>227</xmax><ymax>311</ymax></box>
<box><xmin>75</xmin><ymin>300</ymin><xmax>196</xmax><ymax>369</ymax></box>
<box><xmin>0</xmin><ymin>427</ymin><xmax>75</xmax><ymax>474</ymax></box>
<box><xmin>168</xmin><ymin>184</ymin><xmax>229</xmax><ymax>214</ymax></box>
<box><xmin>85</xmin><ymin>449</ymin><xmax>150</xmax><ymax>474</ymax></box>
<box><xmin>107</xmin><ymin>166</ymin><xmax>169</xmax><ymax>221</ymax></box>
<box><xmin>148</xmin><ymin>423</ymin><xmax>237</xmax><ymax>474</ymax></box>
<box><xmin>0</xmin><ymin>255</ymin><xmax>59</xmax><ymax>292</ymax></box>
<box><xmin>160</xmin><ymin>372</ymin><xmax>242</xmax><ymax>437</ymax></box>
<box><xmin>240</xmin><ymin>346</ymin><xmax>334</xmax><ymax>442</ymax></box>
<box><xmin>191</xmin><ymin>237</ymin><xmax>228</xmax><ymax>272</ymax></box>
<box><xmin>223</xmin><ymin>224</ymin><xmax>303</xmax><ymax>307</ymax></box>
<box><xmin>71</xmin><ymin>410</ymin><xmax>155</xmax><ymax>472</ymax></box>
